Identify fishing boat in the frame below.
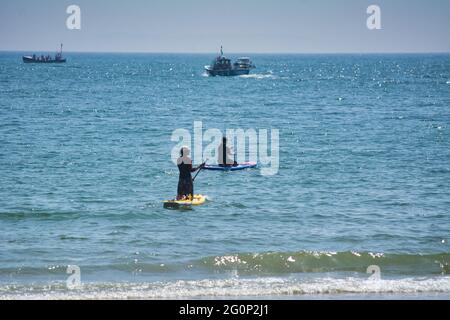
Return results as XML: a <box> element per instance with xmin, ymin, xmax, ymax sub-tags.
<box><xmin>22</xmin><ymin>44</ymin><xmax>66</xmax><ymax>63</ymax></box>
<box><xmin>204</xmin><ymin>46</ymin><xmax>255</xmax><ymax>76</ymax></box>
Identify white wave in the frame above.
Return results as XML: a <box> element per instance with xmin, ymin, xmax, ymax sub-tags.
<box><xmin>446</xmin><ymin>80</ymin><xmax>450</xmax><ymax>84</ymax></box>
<box><xmin>239</xmin><ymin>73</ymin><xmax>277</xmax><ymax>80</ymax></box>
<box><xmin>2</xmin><ymin>276</ymin><xmax>450</xmax><ymax>299</ymax></box>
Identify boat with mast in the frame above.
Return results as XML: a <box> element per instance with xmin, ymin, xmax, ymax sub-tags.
<box><xmin>204</xmin><ymin>46</ymin><xmax>255</xmax><ymax>76</ymax></box>
<box><xmin>23</xmin><ymin>44</ymin><xmax>66</xmax><ymax>63</ymax></box>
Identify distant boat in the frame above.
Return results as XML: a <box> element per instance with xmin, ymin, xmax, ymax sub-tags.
<box><xmin>23</xmin><ymin>44</ymin><xmax>66</xmax><ymax>63</ymax></box>
<box><xmin>204</xmin><ymin>46</ymin><xmax>255</xmax><ymax>76</ymax></box>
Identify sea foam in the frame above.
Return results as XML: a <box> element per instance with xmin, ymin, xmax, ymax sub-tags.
<box><xmin>1</xmin><ymin>276</ymin><xmax>450</xmax><ymax>299</ymax></box>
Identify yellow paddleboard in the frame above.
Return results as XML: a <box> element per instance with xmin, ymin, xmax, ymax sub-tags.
<box><xmin>163</xmin><ymin>194</ymin><xmax>206</xmax><ymax>209</ymax></box>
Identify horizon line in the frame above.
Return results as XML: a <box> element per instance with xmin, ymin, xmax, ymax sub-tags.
<box><xmin>1</xmin><ymin>50</ymin><xmax>450</xmax><ymax>55</ymax></box>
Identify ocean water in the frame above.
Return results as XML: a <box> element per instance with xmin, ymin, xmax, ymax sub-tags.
<box><xmin>0</xmin><ymin>52</ymin><xmax>449</xmax><ymax>299</ymax></box>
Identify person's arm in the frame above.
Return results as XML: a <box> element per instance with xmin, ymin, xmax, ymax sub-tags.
<box><xmin>191</xmin><ymin>162</ymin><xmax>206</xmax><ymax>172</ymax></box>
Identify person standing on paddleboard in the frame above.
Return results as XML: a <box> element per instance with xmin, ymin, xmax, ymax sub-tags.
<box><xmin>176</xmin><ymin>146</ymin><xmax>205</xmax><ymax>200</ymax></box>
<box><xmin>218</xmin><ymin>137</ymin><xmax>238</xmax><ymax>167</ymax></box>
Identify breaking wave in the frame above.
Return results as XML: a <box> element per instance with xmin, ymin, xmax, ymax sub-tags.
<box><xmin>2</xmin><ymin>276</ymin><xmax>450</xmax><ymax>299</ymax></box>
<box><xmin>199</xmin><ymin>251</ymin><xmax>450</xmax><ymax>275</ymax></box>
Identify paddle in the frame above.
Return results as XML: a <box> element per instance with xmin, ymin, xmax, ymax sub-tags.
<box><xmin>192</xmin><ymin>159</ymin><xmax>207</xmax><ymax>182</ymax></box>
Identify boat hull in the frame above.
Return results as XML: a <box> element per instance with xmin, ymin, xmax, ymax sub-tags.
<box><xmin>22</xmin><ymin>56</ymin><xmax>66</xmax><ymax>63</ymax></box>
<box><xmin>204</xmin><ymin>67</ymin><xmax>250</xmax><ymax>77</ymax></box>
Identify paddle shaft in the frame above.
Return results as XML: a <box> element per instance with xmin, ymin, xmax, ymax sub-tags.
<box><xmin>192</xmin><ymin>160</ymin><xmax>207</xmax><ymax>182</ymax></box>
<box><xmin>192</xmin><ymin>167</ymin><xmax>202</xmax><ymax>182</ymax></box>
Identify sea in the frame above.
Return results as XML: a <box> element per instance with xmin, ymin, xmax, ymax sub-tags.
<box><xmin>0</xmin><ymin>52</ymin><xmax>449</xmax><ymax>299</ymax></box>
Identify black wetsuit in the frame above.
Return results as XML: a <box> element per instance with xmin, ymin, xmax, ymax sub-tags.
<box><xmin>177</xmin><ymin>161</ymin><xmax>195</xmax><ymax>198</ymax></box>
<box><xmin>218</xmin><ymin>142</ymin><xmax>237</xmax><ymax>167</ymax></box>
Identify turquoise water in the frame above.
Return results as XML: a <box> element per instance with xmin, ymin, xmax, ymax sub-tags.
<box><xmin>0</xmin><ymin>52</ymin><xmax>449</xmax><ymax>299</ymax></box>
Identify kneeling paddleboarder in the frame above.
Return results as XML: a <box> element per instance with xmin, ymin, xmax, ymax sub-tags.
<box><xmin>177</xmin><ymin>146</ymin><xmax>205</xmax><ymax>200</ymax></box>
<box><xmin>218</xmin><ymin>137</ymin><xmax>237</xmax><ymax>167</ymax></box>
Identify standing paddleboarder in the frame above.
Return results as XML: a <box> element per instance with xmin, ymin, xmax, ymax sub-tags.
<box><xmin>176</xmin><ymin>146</ymin><xmax>205</xmax><ymax>200</ymax></box>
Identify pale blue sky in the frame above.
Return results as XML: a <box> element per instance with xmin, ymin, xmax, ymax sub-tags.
<box><xmin>1</xmin><ymin>0</ymin><xmax>449</xmax><ymax>53</ymax></box>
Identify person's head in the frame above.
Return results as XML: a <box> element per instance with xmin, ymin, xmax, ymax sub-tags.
<box><xmin>222</xmin><ymin>136</ymin><xmax>227</xmax><ymax>144</ymax></box>
<box><xmin>180</xmin><ymin>146</ymin><xmax>190</xmax><ymax>157</ymax></box>
<box><xmin>178</xmin><ymin>146</ymin><xmax>192</xmax><ymax>165</ymax></box>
